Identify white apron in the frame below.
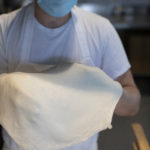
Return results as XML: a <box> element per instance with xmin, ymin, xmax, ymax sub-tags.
<box><xmin>5</xmin><ymin>3</ymin><xmax>95</xmax><ymax>72</ymax></box>
<box><xmin>3</xmin><ymin>3</ymin><xmax>100</xmax><ymax>150</ymax></box>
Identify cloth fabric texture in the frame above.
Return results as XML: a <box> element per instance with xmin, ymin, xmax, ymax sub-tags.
<box><xmin>0</xmin><ymin>63</ymin><xmax>122</xmax><ymax>150</ymax></box>
<box><xmin>0</xmin><ymin>2</ymin><xmax>131</xmax><ymax>150</ymax></box>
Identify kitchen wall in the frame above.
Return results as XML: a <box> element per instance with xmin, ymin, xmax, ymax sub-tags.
<box><xmin>79</xmin><ymin>0</ymin><xmax>150</xmax><ymax>5</ymax></box>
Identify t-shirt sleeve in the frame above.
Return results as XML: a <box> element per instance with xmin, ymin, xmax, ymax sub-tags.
<box><xmin>100</xmin><ymin>20</ymin><xmax>131</xmax><ymax>80</ymax></box>
<box><xmin>0</xmin><ymin>25</ymin><xmax>7</xmax><ymax>73</ymax></box>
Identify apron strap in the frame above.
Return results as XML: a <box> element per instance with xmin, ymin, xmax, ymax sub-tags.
<box><xmin>71</xmin><ymin>6</ymin><xmax>95</xmax><ymax>66</ymax></box>
<box><xmin>6</xmin><ymin>3</ymin><xmax>35</xmax><ymax>72</ymax></box>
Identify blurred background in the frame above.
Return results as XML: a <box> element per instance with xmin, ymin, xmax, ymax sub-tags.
<box><xmin>0</xmin><ymin>0</ymin><xmax>150</xmax><ymax>150</ymax></box>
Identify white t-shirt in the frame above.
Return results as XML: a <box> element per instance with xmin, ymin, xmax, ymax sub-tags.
<box><xmin>0</xmin><ymin>3</ymin><xmax>131</xmax><ymax>150</ymax></box>
<box><xmin>30</xmin><ymin>15</ymin><xmax>79</xmax><ymax>65</ymax></box>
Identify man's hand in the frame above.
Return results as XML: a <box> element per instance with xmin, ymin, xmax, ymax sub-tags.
<box><xmin>114</xmin><ymin>70</ymin><xmax>141</xmax><ymax>116</ymax></box>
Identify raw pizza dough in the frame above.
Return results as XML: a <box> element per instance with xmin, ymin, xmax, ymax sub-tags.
<box><xmin>0</xmin><ymin>63</ymin><xmax>122</xmax><ymax>150</ymax></box>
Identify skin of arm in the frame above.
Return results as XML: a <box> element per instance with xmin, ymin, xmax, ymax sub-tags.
<box><xmin>114</xmin><ymin>69</ymin><xmax>141</xmax><ymax>116</ymax></box>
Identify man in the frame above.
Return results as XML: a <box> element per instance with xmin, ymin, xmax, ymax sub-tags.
<box><xmin>0</xmin><ymin>0</ymin><xmax>141</xmax><ymax>150</ymax></box>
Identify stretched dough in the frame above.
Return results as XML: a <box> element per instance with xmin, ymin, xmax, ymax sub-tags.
<box><xmin>0</xmin><ymin>63</ymin><xmax>122</xmax><ymax>150</ymax></box>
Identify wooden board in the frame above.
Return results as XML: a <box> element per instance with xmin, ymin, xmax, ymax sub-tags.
<box><xmin>132</xmin><ymin>142</ymin><xmax>139</xmax><ymax>150</ymax></box>
<box><xmin>132</xmin><ymin>123</ymin><xmax>150</xmax><ymax>150</ymax></box>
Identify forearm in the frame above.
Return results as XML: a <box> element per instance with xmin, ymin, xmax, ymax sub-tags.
<box><xmin>114</xmin><ymin>85</ymin><xmax>141</xmax><ymax>116</ymax></box>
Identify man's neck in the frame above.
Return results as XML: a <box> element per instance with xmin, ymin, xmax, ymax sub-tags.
<box><xmin>34</xmin><ymin>1</ymin><xmax>71</xmax><ymax>29</ymax></box>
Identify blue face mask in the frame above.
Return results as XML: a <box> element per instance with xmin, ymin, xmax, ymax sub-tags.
<box><xmin>37</xmin><ymin>0</ymin><xmax>78</xmax><ymax>17</ymax></box>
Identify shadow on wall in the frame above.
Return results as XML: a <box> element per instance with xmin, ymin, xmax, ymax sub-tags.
<box><xmin>0</xmin><ymin>126</ymin><xmax>3</xmax><ymax>150</ymax></box>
